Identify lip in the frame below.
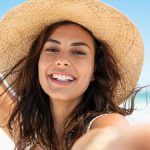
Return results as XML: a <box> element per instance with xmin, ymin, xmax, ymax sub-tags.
<box><xmin>49</xmin><ymin>72</ymin><xmax>77</xmax><ymax>79</ymax></box>
<box><xmin>48</xmin><ymin>72</ymin><xmax>77</xmax><ymax>86</ymax></box>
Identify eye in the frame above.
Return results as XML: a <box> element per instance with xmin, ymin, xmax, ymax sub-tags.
<box><xmin>45</xmin><ymin>48</ymin><xmax>59</xmax><ymax>53</ymax></box>
<box><xmin>72</xmin><ymin>50</ymin><xmax>86</xmax><ymax>55</ymax></box>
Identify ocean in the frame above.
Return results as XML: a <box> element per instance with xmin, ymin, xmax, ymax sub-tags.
<box><xmin>126</xmin><ymin>90</ymin><xmax>150</xmax><ymax>124</ymax></box>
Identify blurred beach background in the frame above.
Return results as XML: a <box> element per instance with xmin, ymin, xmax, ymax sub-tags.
<box><xmin>0</xmin><ymin>0</ymin><xmax>150</xmax><ymax>149</ymax></box>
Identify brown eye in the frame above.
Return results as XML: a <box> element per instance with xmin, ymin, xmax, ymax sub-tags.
<box><xmin>72</xmin><ymin>50</ymin><xmax>86</xmax><ymax>55</ymax></box>
<box><xmin>45</xmin><ymin>48</ymin><xmax>59</xmax><ymax>53</ymax></box>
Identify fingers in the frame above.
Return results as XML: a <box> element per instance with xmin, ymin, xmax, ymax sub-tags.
<box><xmin>72</xmin><ymin>125</ymin><xmax>150</xmax><ymax>150</ymax></box>
<box><xmin>122</xmin><ymin>124</ymin><xmax>150</xmax><ymax>150</ymax></box>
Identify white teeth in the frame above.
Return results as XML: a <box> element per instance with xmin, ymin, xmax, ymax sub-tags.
<box><xmin>51</xmin><ymin>74</ymin><xmax>75</xmax><ymax>81</ymax></box>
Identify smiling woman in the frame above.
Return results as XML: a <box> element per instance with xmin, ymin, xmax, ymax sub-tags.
<box><xmin>0</xmin><ymin>0</ymin><xmax>147</xmax><ymax>150</ymax></box>
<box><xmin>38</xmin><ymin>23</ymin><xmax>95</xmax><ymax>103</ymax></box>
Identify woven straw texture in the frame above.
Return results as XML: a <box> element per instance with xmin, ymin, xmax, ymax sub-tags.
<box><xmin>0</xmin><ymin>0</ymin><xmax>144</xmax><ymax>104</ymax></box>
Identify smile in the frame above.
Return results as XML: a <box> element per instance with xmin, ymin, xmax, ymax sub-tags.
<box><xmin>48</xmin><ymin>73</ymin><xmax>77</xmax><ymax>85</ymax></box>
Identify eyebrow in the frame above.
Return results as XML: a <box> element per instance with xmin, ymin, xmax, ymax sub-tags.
<box><xmin>46</xmin><ymin>38</ymin><xmax>90</xmax><ymax>49</ymax></box>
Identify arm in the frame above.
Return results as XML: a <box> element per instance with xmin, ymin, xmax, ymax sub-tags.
<box><xmin>72</xmin><ymin>113</ymin><xmax>150</xmax><ymax>150</ymax></box>
<box><xmin>0</xmin><ymin>84</ymin><xmax>16</xmax><ymax>140</ymax></box>
<box><xmin>71</xmin><ymin>113</ymin><xmax>130</xmax><ymax>150</ymax></box>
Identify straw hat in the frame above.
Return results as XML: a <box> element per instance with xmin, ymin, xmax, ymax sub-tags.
<box><xmin>0</xmin><ymin>0</ymin><xmax>144</xmax><ymax>104</ymax></box>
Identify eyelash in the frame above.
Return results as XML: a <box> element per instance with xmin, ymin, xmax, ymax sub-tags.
<box><xmin>45</xmin><ymin>48</ymin><xmax>86</xmax><ymax>55</ymax></box>
<box><xmin>45</xmin><ymin>48</ymin><xmax>58</xmax><ymax>52</ymax></box>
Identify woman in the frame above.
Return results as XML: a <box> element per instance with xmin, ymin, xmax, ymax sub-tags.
<box><xmin>0</xmin><ymin>0</ymin><xmax>147</xmax><ymax>150</ymax></box>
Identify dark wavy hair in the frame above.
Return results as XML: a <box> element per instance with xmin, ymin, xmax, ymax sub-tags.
<box><xmin>0</xmin><ymin>20</ymin><xmax>139</xmax><ymax>150</ymax></box>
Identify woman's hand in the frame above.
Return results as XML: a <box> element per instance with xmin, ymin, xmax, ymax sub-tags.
<box><xmin>125</xmin><ymin>124</ymin><xmax>150</xmax><ymax>150</ymax></box>
<box><xmin>71</xmin><ymin>124</ymin><xmax>150</xmax><ymax>150</ymax></box>
<box><xmin>71</xmin><ymin>126</ymin><xmax>124</xmax><ymax>150</ymax></box>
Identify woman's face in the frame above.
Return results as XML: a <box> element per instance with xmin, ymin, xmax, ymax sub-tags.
<box><xmin>38</xmin><ymin>24</ymin><xmax>95</xmax><ymax>103</ymax></box>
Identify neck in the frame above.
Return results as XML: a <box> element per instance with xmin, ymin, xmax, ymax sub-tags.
<box><xmin>50</xmin><ymin>98</ymin><xmax>81</xmax><ymax>126</ymax></box>
<box><xmin>50</xmin><ymin>97</ymin><xmax>81</xmax><ymax>145</ymax></box>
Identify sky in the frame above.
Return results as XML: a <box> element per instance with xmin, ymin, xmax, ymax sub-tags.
<box><xmin>0</xmin><ymin>1</ymin><xmax>150</xmax><ymax>149</ymax></box>
<box><xmin>0</xmin><ymin>0</ymin><xmax>150</xmax><ymax>86</ymax></box>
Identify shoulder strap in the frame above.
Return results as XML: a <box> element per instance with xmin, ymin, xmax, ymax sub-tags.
<box><xmin>86</xmin><ymin>114</ymin><xmax>108</xmax><ymax>132</ymax></box>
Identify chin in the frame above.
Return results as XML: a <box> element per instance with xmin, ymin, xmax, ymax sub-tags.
<box><xmin>49</xmin><ymin>94</ymin><xmax>80</xmax><ymax>102</ymax></box>
<box><xmin>49</xmin><ymin>94</ymin><xmax>72</xmax><ymax>101</ymax></box>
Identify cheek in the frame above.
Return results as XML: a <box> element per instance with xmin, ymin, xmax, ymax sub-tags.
<box><xmin>38</xmin><ymin>57</ymin><xmax>45</xmax><ymax>88</ymax></box>
<box><xmin>80</xmin><ymin>57</ymin><xmax>94</xmax><ymax>77</ymax></box>
<box><xmin>77</xmin><ymin>57</ymin><xmax>94</xmax><ymax>88</ymax></box>
<box><xmin>38</xmin><ymin>55</ymin><xmax>50</xmax><ymax>85</ymax></box>
<box><xmin>38</xmin><ymin>56</ymin><xmax>46</xmax><ymax>76</ymax></box>
<box><xmin>38</xmin><ymin>54</ymin><xmax>54</xmax><ymax>73</ymax></box>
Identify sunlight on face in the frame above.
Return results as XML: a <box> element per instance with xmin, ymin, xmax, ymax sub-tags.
<box><xmin>38</xmin><ymin>24</ymin><xmax>95</xmax><ymax>103</ymax></box>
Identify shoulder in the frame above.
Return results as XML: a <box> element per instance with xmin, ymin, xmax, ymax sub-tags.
<box><xmin>89</xmin><ymin>113</ymin><xmax>129</xmax><ymax>131</ymax></box>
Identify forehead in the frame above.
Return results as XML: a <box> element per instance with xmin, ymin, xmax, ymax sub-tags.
<box><xmin>49</xmin><ymin>24</ymin><xmax>94</xmax><ymax>43</ymax></box>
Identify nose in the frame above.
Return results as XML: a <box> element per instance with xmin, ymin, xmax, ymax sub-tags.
<box><xmin>55</xmin><ymin>57</ymin><xmax>71</xmax><ymax>67</ymax></box>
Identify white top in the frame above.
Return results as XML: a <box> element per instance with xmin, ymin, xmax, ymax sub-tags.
<box><xmin>86</xmin><ymin>114</ymin><xmax>108</xmax><ymax>132</ymax></box>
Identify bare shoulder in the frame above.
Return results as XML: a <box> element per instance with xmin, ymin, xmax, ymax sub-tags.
<box><xmin>90</xmin><ymin>113</ymin><xmax>129</xmax><ymax>131</ymax></box>
<box><xmin>72</xmin><ymin>113</ymin><xmax>128</xmax><ymax>150</ymax></box>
